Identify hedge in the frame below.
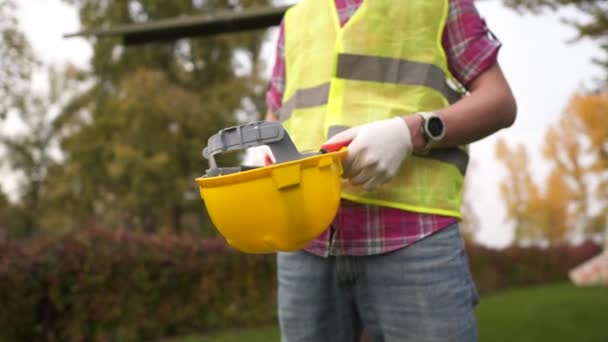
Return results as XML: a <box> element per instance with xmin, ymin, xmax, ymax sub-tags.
<box><xmin>0</xmin><ymin>229</ymin><xmax>276</xmax><ymax>341</ymax></box>
<box><xmin>0</xmin><ymin>229</ymin><xmax>602</xmax><ymax>341</ymax></box>
<box><xmin>466</xmin><ymin>241</ymin><xmax>602</xmax><ymax>294</ymax></box>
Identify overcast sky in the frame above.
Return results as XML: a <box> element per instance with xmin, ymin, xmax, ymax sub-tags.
<box><xmin>5</xmin><ymin>0</ymin><xmax>603</xmax><ymax>248</ymax></box>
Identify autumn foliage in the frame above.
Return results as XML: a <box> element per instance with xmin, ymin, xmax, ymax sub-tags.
<box><xmin>496</xmin><ymin>91</ymin><xmax>608</xmax><ymax>245</ymax></box>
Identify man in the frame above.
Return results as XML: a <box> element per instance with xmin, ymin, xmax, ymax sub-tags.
<box><xmin>264</xmin><ymin>0</ymin><xmax>517</xmax><ymax>341</ymax></box>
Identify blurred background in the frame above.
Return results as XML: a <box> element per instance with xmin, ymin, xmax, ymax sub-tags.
<box><xmin>0</xmin><ymin>0</ymin><xmax>606</xmax><ymax>341</ymax></box>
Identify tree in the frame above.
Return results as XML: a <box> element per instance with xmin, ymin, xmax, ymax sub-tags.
<box><xmin>502</xmin><ymin>0</ymin><xmax>608</xmax><ymax>78</ymax></box>
<box><xmin>498</xmin><ymin>0</ymin><xmax>608</xmax><ymax>245</ymax></box>
<box><xmin>564</xmin><ymin>92</ymin><xmax>608</xmax><ymax>238</ymax></box>
<box><xmin>497</xmin><ymin>91</ymin><xmax>608</xmax><ymax>245</ymax></box>
<box><xmin>496</xmin><ymin>138</ymin><xmax>579</xmax><ymax>245</ymax></box>
<box><xmin>0</xmin><ymin>67</ymin><xmax>80</xmax><ymax>238</ymax></box>
<box><xmin>0</xmin><ymin>0</ymin><xmax>58</xmax><ymax>238</ymax></box>
<box><xmin>0</xmin><ymin>188</ymin><xmax>10</xmax><ymax>240</ymax></box>
<box><xmin>0</xmin><ymin>0</ymin><xmax>38</xmax><ymax>119</ymax></box>
<box><xmin>495</xmin><ymin>139</ymin><xmax>546</xmax><ymax>243</ymax></box>
<box><xmin>530</xmin><ymin>170</ymin><xmax>577</xmax><ymax>244</ymax></box>
<box><xmin>53</xmin><ymin>0</ymin><xmax>273</xmax><ymax>234</ymax></box>
<box><xmin>540</xmin><ymin>106</ymin><xmax>590</xmax><ymax>239</ymax></box>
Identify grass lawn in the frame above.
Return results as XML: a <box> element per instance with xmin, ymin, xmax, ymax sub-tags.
<box><xmin>476</xmin><ymin>282</ymin><xmax>607</xmax><ymax>342</ymax></box>
<box><xmin>172</xmin><ymin>283</ymin><xmax>607</xmax><ymax>342</ymax></box>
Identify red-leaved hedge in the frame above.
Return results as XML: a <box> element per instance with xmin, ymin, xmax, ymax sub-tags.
<box><xmin>0</xmin><ymin>229</ymin><xmax>276</xmax><ymax>341</ymax></box>
<box><xmin>466</xmin><ymin>241</ymin><xmax>602</xmax><ymax>294</ymax></box>
<box><xmin>0</xmin><ymin>229</ymin><xmax>602</xmax><ymax>341</ymax></box>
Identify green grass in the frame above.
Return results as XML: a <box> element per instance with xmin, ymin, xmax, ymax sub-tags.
<box><xmin>171</xmin><ymin>283</ymin><xmax>607</xmax><ymax>342</ymax></box>
<box><xmin>476</xmin><ymin>283</ymin><xmax>608</xmax><ymax>342</ymax></box>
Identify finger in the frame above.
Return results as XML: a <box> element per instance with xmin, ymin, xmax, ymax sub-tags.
<box><xmin>341</xmin><ymin>141</ymin><xmax>365</xmax><ymax>178</ymax></box>
<box><xmin>350</xmin><ymin>165</ymin><xmax>376</xmax><ymax>186</ymax></box>
<box><xmin>346</xmin><ymin>165</ymin><xmax>365</xmax><ymax>184</ymax></box>
<box><xmin>362</xmin><ymin>172</ymin><xmax>389</xmax><ymax>191</ymax></box>
<box><xmin>343</xmin><ymin>149</ymin><xmax>370</xmax><ymax>179</ymax></box>
<box><xmin>341</xmin><ymin>154</ymin><xmax>355</xmax><ymax>178</ymax></box>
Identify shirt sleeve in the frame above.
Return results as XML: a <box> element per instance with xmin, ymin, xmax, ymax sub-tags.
<box><xmin>265</xmin><ymin>21</ymin><xmax>286</xmax><ymax>114</ymax></box>
<box><xmin>443</xmin><ymin>0</ymin><xmax>502</xmax><ymax>87</ymax></box>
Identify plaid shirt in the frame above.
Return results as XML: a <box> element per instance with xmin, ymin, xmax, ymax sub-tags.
<box><xmin>266</xmin><ymin>0</ymin><xmax>501</xmax><ymax>257</ymax></box>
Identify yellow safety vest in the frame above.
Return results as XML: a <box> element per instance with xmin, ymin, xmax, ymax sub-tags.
<box><xmin>280</xmin><ymin>0</ymin><xmax>468</xmax><ymax>218</ymax></box>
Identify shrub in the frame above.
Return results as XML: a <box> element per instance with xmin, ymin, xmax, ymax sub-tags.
<box><xmin>0</xmin><ymin>229</ymin><xmax>276</xmax><ymax>341</ymax></box>
<box><xmin>466</xmin><ymin>241</ymin><xmax>602</xmax><ymax>294</ymax></box>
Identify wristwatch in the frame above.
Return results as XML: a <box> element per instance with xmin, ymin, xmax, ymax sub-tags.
<box><xmin>418</xmin><ymin>112</ymin><xmax>445</xmax><ymax>152</ymax></box>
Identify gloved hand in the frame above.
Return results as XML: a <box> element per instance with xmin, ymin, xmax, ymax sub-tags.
<box><xmin>324</xmin><ymin>117</ymin><xmax>413</xmax><ymax>190</ymax></box>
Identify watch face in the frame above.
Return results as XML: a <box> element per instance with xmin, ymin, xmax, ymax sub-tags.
<box><xmin>427</xmin><ymin>117</ymin><xmax>444</xmax><ymax>138</ymax></box>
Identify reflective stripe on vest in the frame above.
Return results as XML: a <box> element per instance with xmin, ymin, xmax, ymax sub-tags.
<box><xmin>278</xmin><ymin>83</ymin><xmax>330</xmax><ymax>121</ymax></box>
<box><xmin>336</xmin><ymin>54</ymin><xmax>462</xmax><ymax>104</ymax></box>
<box><xmin>279</xmin><ymin>54</ymin><xmax>461</xmax><ymax>121</ymax></box>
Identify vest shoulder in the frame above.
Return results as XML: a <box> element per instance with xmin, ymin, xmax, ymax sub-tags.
<box><xmin>284</xmin><ymin>0</ymin><xmax>316</xmax><ymax>19</ymax></box>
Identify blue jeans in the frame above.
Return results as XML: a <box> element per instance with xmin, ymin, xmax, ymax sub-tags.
<box><xmin>277</xmin><ymin>224</ymin><xmax>479</xmax><ymax>342</ymax></box>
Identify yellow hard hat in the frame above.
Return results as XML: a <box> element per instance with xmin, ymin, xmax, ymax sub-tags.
<box><xmin>195</xmin><ymin>122</ymin><xmax>347</xmax><ymax>254</ymax></box>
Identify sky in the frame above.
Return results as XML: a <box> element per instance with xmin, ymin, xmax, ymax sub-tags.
<box><xmin>5</xmin><ymin>0</ymin><xmax>604</xmax><ymax>248</ymax></box>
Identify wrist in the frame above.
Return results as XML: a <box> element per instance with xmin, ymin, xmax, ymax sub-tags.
<box><xmin>401</xmin><ymin>115</ymin><xmax>426</xmax><ymax>152</ymax></box>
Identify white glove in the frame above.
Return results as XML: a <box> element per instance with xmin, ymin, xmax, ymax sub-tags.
<box><xmin>324</xmin><ymin>117</ymin><xmax>413</xmax><ymax>191</ymax></box>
